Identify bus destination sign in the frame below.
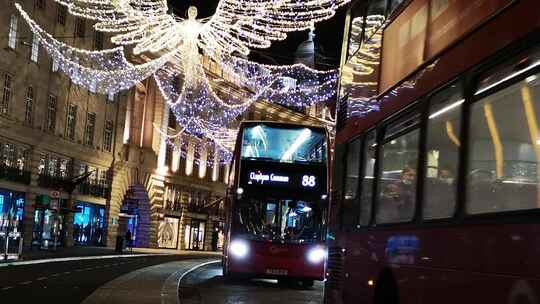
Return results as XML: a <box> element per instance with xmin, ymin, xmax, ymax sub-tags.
<box><xmin>248</xmin><ymin>171</ymin><xmax>317</xmax><ymax>188</ymax></box>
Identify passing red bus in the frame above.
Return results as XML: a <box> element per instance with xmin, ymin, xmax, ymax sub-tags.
<box><xmin>326</xmin><ymin>0</ymin><xmax>540</xmax><ymax>303</ymax></box>
<box><xmin>222</xmin><ymin>121</ymin><xmax>330</xmax><ymax>286</ymax></box>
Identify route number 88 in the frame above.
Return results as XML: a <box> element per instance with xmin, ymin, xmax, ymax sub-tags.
<box><xmin>302</xmin><ymin>175</ymin><xmax>316</xmax><ymax>187</ymax></box>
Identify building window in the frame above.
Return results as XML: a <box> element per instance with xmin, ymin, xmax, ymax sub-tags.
<box><xmin>35</xmin><ymin>0</ymin><xmax>46</xmax><ymax>9</ymax></box>
<box><xmin>103</xmin><ymin>120</ymin><xmax>113</xmax><ymax>152</ymax></box>
<box><xmin>51</xmin><ymin>57</ymin><xmax>59</xmax><ymax>72</ymax></box>
<box><xmin>1</xmin><ymin>143</ymin><xmax>16</xmax><ymax>168</ymax></box>
<box><xmin>168</xmin><ymin>109</ymin><xmax>176</xmax><ymax>128</ymax></box>
<box><xmin>2</xmin><ymin>74</ymin><xmax>12</xmax><ymax>115</ymax></box>
<box><xmin>57</xmin><ymin>4</ymin><xmax>67</xmax><ymax>25</ymax></box>
<box><xmin>16</xmin><ymin>147</ymin><xmax>28</xmax><ymax>171</ymax></box>
<box><xmin>24</xmin><ymin>87</ymin><xmax>34</xmax><ymax>124</ymax></box>
<box><xmin>94</xmin><ymin>31</ymin><xmax>103</xmax><ymax>50</ymax></box>
<box><xmin>31</xmin><ymin>33</ymin><xmax>39</xmax><ymax>63</ymax></box>
<box><xmin>47</xmin><ymin>155</ymin><xmax>58</xmax><ymax>177</ymax></box>
<box><xmin>75</xmin><ymin>18</ymin><xmax>85</xmax><ymax>38</ymax></box>
<box><xmin>165</xmin><ymin>144</ymin><xmax>173</xmax><ymax>168</ymax></box>
<box><xmin>66</xmin><ymin>104</ymin><xmax>77</xmax><ymax>140</ymax></box>
<box><xmin>84</xmin><ymin>112</ymin><xmax>96</xmax><ymax>146</ymax></box>
<box><xmin>47</xmin><ymin>95</ymin><xmax>57</xmax><ymax>132</ymax></box>
<box><xmin>99</xmin><ymin>169</ymin><xmax>108</xmax><ymax>186</ymax></box>
<box><xmin>8</xmin><ymin>15</ymin><xmax>17</xmax><ymax>50</ymax></box>
<box><xmin>59</xmin><ymin>158</ymin><xmax>71</xmax><ymax>178</ymax></box>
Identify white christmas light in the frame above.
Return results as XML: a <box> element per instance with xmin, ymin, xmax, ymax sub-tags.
<box><xmin>15</xmin><ymin>0</ymin><xmax>343</xmax><ymax>165</ymax></box>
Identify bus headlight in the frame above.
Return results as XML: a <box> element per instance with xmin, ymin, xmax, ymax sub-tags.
<box><xmin>307</xmin><ymin>247</ymin><xmax>327</xmax><ymax>264</ymax></box>
<box><xmin>230</xmin><ymin>239</ymin><xmax>249</xmax><ymax>258</ymax></box>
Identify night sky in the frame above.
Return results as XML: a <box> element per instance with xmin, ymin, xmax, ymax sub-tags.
<box><xmin>167</xmin><ymin>0</ymin><xmax>347</xmax><ymax>70</ymax></box>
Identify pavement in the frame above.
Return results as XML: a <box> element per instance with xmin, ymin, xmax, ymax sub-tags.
<box><xmin>0</xmin><ymin>252</ymin><xmax>220</xmax><ymax>303</ymax></box>
<box><xmin>82</xmin><ymin>259</ymin><xmax>220</xmax><ymax>304</ymax></box>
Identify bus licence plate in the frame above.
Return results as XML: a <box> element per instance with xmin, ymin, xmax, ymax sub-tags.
<box><xmin>266</xmin><ymin>269</ymin><xmax>288</xmax><ymax>275</ymax></box>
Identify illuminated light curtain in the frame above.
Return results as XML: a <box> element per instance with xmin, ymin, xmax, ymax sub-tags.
<box><xmin>223</xmin><ymin>164</ymin><xmax>230</xmax><ymax>184</ymax></box>
<box><xmin>198</xmin><ymin>148</ymin><xmax>207</xmax><ymax>179</ymax></box>
<box><xmin>171</xmin><ymin>137</ymin><xmax>181</xmax><ymax>173</ymax></box>
<box><xmin>157</xmin><ymin>103</ymin><xmax>170</xmax><ymax>170</ymax></box>
<box><xmin>185</xmin><ymin>139</ymin><xmax>195</xmax><ymax>176</ymax></box>
<box><xmin>212</xmin><ymin>151</ymin><xmax>219</xmax><ymax>182</ymax></box>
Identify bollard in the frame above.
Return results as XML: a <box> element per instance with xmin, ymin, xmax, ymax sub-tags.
<box><xmin>18</xmin><ymin>236</ymin><xmax>23</xmax><ymax>260</ymax></box>
<box><xmin>4</xmin><ymin>235</ymin><xmax>9</xmax><ymax>261</ymax></box>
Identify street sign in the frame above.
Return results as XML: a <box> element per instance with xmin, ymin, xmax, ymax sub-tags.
<box><xmin>50</xmin><ymin>190</ymin><xmax>60</xmax><ymax>198</ymax></box>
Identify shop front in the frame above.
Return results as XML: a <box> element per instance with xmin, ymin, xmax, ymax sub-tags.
<box><xmin>157</xmin><ymin>216</ymin><xmax>180</xmax><ymax>249</ymax></box>
<box><xmin>73</xmin><ymin>202</ymin><xmax>105</xmax><ymax>246</ymax></box>
<box><xmin>118</xmin><ymin>198</ymin><xmax>139</xmax><ymax>247</ymax></box>
<box><xmin>33</xmin><ymin>195</ymin><xmax>67</xmax><ymax>249</ymax></box>
<box><xmin>0</xmin><ymin>188</ymin><xmax>25</xmax><ymax>260</ymax></box>
<box><xmin>184</xmin><ymin>219</ymin><xmax>206</xmax><ymax>250</ymax></box>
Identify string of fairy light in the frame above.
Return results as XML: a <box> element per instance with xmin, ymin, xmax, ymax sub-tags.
<box><xmin>14</xmin><ymin>0</ymin><xmax>345</xmax><ymax>165</ymax></box>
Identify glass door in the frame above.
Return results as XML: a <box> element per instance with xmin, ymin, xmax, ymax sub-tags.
<box><xmin>187</xmin><ymin>220</ymin><xmax>206</xmax><ymax>250</ymax></box>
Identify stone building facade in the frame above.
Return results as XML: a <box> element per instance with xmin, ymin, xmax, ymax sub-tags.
<box><xmin>0</xmin><ymin>0</ymin><xmax>332</xmax><ymax>254</ymax></box>
<box><xmin>0</xmin><ymin>0</ymin><xmax>129</xmax><ymax>251</ymax></box>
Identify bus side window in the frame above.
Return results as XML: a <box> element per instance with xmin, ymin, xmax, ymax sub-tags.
<box><xmin>422</xmin><ymin>83</ymin><xmax>462</xmax><ymax>220</ymax></box>
<box><xmin>358</xmin><ymin>130</ymin><xmax>376</xmax><ymax>227</ymax></box>
<box><xmin>376</xmin><ymin>117</ymin><xmax>420</xmax><ymax>224</ymax></box>
<box><xmin>467</xmin><ymin>54</ymin><xmax>540</xmax><ymax>214</ymax></box>
<box><xmin>343</xmin><ymin>137</ymin><xmax>362</xmax><ymax>228</ymax></box>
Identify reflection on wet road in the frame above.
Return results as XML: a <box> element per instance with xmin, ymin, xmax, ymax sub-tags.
<box><xmin>179</xmin><ymin>262</ymin><xmax>323</xmax><ymax>304</ymax></box>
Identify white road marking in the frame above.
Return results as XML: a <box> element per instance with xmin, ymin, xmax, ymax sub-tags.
<box><xmin>1</xmin><ymin>286</ymin><xmax>14</xmax><ymax>291</ymax></box>
<box><xmin>51</xmin><ymin>273</ymin><xmax>60</xmax><ymax>277</ymax></box>
<box><xmin>63</xmin><ymin>271</ymin><xmax>71</xmax><ymax>275</ymax></box>
<box><xmin>0</xmin><ymin>253</ymin><xmax>171</xmax><ymax>268</ymax></box>
<box><xmin>36</xmin><ymin>277</ymin><xmax>47</xmax><ymax>281</ymax></box>
<box><xmin>19</xmin><ymin>281</ymin><xmax>32</xmax><ymax>285</ymax></box>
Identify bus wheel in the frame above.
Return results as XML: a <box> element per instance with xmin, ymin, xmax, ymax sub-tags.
<box><xmin>301</xmin><ymin>280</ymin><xmax>314</xmax><ymax>288</ymax></box>
<box><xmin>374</xmin><ymin>271</ymin><xmax>399</xmax><ymax>304</ymax></box>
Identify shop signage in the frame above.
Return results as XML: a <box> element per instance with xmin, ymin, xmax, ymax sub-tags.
<box><xmin>240</xmin><ymin>160</ymin><xmax>326</xmax><ymax>199</ymax></box>
<box><xmin>248</xmin><ymin>171</ymin><xmax>317</xmax><ymax>188</ymax></box>
<box><xmin>248</xmin><ymin>171</ymin><xmax>290</xmax><ymax>185</ymax></box>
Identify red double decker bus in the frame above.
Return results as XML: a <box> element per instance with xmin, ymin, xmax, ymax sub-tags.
<box><xmin>326</xmin><ymin>0</ymin><xmax>540</xmax><ymax>303</ymax></box>
<box><xmin>223</xmin><ymin>121</ymin><xmax>330</xmax><ymax>286</ymax></box>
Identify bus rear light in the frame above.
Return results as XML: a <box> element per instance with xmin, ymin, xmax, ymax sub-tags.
<box><xmin>230</xmin><ymin>239</ymin><xmax>249</xmax><ymax>258</ymax></box>
<box><xmin>307</xmin><ymin>247</ymin><xmax>327</xmax><ymax>264</ymax></box>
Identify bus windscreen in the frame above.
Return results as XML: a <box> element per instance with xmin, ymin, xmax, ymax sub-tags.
<box><xmin>233</xmin><ymin>199</ymin><xmax>324</xmax><ymax>243</ymax></box>
<box><xmin>241</xmin><ymin>124</ymin><xmax>327</xmax><ymax>163</ymax></box>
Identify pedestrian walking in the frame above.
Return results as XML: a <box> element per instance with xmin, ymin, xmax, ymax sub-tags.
<box><xmin>124</xmin><ymin>230</ymin><xmax>132</xmax><ymax>252</ymax></box>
